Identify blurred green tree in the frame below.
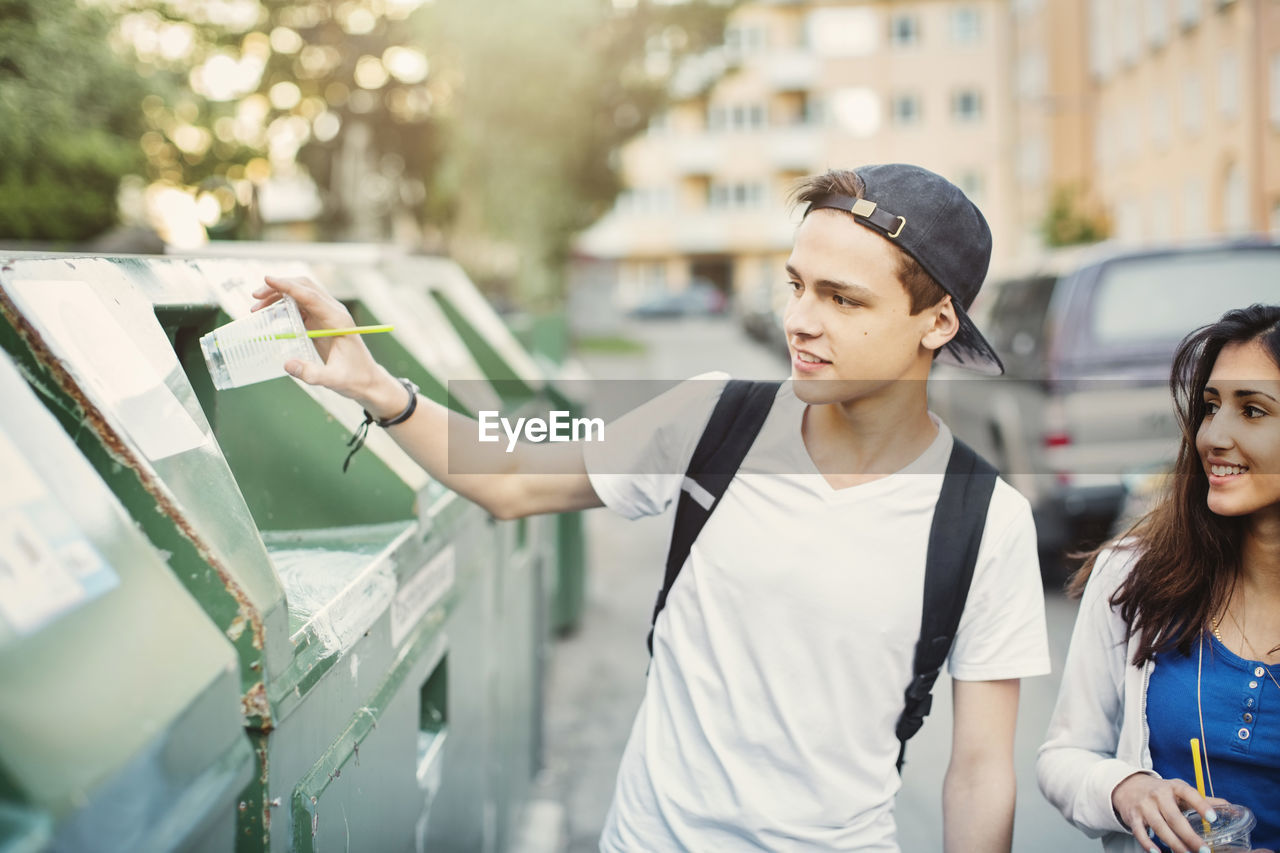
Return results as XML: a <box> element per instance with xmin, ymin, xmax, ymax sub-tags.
<box><xmin>1</xmin><ymin>0</ymin><xmax>732</xmax><ymax>303</ymax></box>
<box><xmin>417</xmin><ymin>0</ymin><xmax>735</xmax><ymax>308</ymax></box>
<box><xmin>1041</xmin><ymin>184</ymin><xmax>1110</xmax><ymax>248</ymax></box>
<box><xmin>0</xmin><ymin>0</ymin><xmax>151</xmax><ymax>241</ymax></box>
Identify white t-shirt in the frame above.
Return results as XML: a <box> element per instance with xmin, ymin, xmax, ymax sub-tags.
<box><xmin>585</xmin><ymin>376</ymin><xmax>1051</xmax><ymax>852</ymax></box>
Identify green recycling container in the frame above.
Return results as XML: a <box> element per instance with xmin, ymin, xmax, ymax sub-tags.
<box><xmin>0</xmin><ymin>348</ymin><xmax>253</xmax><ymax>853</ymax></box>
<box><xmin>382</xmin><ymin>255</ymin><xmax>589</xmax><ymax>635</ymax></box>
<box><xmin>0</xmin><ymin>254</ymin><xmax>550</xmax><ymax>853</ymax></box>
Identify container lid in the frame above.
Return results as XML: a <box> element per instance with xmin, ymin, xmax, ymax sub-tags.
<box><xmin>1182</xmin><ymin>803</ymin><xmax>1256</xmax><ymax>844</ymax></box>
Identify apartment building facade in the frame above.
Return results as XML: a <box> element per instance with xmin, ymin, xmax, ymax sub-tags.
<box><xmin>1087</xmin><ymin>0</ymin><xmax>1280</xmax><ymax>243</ymax></box>
<box><xmin>575</xmin><ymin>0</ymin><xmax>1018</xmax><ymax>315</ymax></box>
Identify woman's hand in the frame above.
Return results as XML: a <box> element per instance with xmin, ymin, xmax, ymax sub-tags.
<box><xmin>251</xmin><ymin>275</ymin><xmax>404</xmax><ymax>418</ymax></box>
<box><xmin>1111</xmin><ymin>772</ymin><xmax>1226</xmax><ymax>853</ymax></box>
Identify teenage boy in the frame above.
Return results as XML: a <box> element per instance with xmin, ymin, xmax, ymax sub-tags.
<box><xmin>253</xmin><ymin>163</ymin><xmax>1050</xmax><ymax>852</ymax></box>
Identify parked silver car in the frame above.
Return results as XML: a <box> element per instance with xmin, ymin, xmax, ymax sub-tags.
<box><xmin>929</xmin><ymin>239</ymin><xmax>1280</xmax><ymax>582</ymax></box>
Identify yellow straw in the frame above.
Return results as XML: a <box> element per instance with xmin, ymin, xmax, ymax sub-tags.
<box><xmin>1191</xmin><ymin>738</ymin><xmax>1211</xmax><ymax>841</ymax></box>
<box><xmin>270</xmin><ymin>324</ymin><xmax>394</xmax><ymax>340</ymax></box>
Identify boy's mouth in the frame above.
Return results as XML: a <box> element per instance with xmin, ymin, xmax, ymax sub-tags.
<box><xmin>793</xmin><ymin>350</ymin><xmax>831</xmax><ymax>365</ymax></box>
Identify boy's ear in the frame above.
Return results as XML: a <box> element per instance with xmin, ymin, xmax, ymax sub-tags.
<box><xmin>920</xmin><ymin>295</ymin><xmax>960</xmax><ymax>353</ymax></box>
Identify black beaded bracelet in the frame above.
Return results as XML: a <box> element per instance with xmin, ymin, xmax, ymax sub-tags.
<box><xmin>343</xmin><ymin>377</ymin><xmax>419</xmax><ymax>472</ymax></box>
<box><xmin>374</xmin><ymin>377</ymin><xmax>420</xmax><ymax>427</ymax></box>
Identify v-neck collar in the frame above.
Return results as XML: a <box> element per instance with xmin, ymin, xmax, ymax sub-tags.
<box><xmin>775</xmin><ymin>381</ymin><xmax>953</xmax><ymax>501</ymax></box>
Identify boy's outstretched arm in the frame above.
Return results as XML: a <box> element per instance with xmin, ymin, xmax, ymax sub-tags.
<box><xmin>943</xmin><ymin>678</ymin><xmax>1019</xmax><ymax>853</ymax></box>
<box><xmin>253</xmin><ymin>275</ymin><xmax>604</xmax><ymax>520</ymax></box>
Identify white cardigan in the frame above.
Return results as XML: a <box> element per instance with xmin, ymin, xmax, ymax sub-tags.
<box><xmin>1037</xmin><ymin>546</ymin><xmax>1158</xmax><ymax>853</ymax></box>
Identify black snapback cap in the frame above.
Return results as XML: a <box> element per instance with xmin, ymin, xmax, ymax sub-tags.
<box><xmin>803</xmin><ymin>163</ymin><xmax>1004</xmax><ymax>376</ymax></box>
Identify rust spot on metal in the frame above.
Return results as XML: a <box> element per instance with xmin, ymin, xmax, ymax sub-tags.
<box><xmin>226</xmin><ymin>607</ymin><xmax>249</xmax><ymax>643</ymax></box>
<box><xmin>0</xmin><ymin>285</ymin><xmax>272</xmax><ymax>707</ymax></box>
<box><xmin>242</xmin><ymin>682</ymin><xmax>271</xmax><ymax>727</ymax></box>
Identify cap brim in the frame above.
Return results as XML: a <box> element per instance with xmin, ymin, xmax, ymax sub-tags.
<box><xmin>936</xmin><ymin>302</ymin><xmax>1004</xmax><ymax>376</ymax></box>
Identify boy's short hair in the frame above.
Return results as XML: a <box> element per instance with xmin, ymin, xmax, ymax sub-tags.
<box><xmin>791</xmin><ymin>169</ymin><xmax>947</xmax><ymax>316</ymax></box>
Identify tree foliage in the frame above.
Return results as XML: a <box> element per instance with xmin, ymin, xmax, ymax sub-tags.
<box><xmin>0</xmin><ymin>0</ymin><xmax>733</xmax><ymax>306</ymax></box>
<box><xmin>1041</xmin><ymin>184</ymin><xmax>1110</xmax><ymax>248</ymax></box>
<box><xmin>417</xmin><ymin>0</ymin><xmax>735</xmax><ymax>306</ymax></box>
<box><xmin>0</xmin><ymin>0</ymin><xmax>150</xmax><ymax>241</ymax></box>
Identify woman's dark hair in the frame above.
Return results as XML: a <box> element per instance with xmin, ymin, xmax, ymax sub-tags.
<box><xmin>1068</xmin><ymin>303</ymin><xmax>1280</xmax><ymax>664</ymax></box>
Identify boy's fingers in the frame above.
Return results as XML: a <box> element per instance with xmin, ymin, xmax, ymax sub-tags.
<box><xmin>284</xmin><ymin>359</ymin><xmax>324</xmax><ymax>386</ymax></box>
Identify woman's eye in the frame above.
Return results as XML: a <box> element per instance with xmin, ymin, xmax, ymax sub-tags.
<box><xmin>1204</xmin><ymin>401</ymin><xmax>1220</xmax><ymax>415</ymax></box>
<box><xmin>1244</xmin><ymin>404</ymin><xmax>1267</xmax><ymax>419</ymax></box>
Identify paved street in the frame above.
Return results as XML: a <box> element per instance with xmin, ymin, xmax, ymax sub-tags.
<box><xmin>530</xmin><ymin>315</ymin><xmax>1097</xmax><ymax>853</ymax></box>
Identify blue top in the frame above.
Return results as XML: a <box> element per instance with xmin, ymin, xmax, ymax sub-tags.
<box><xmin>1148</xmin><ymin>633</ymin><xmax>1280</xmax><ymax>850</ymax></box>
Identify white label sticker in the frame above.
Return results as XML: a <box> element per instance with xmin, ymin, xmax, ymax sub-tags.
<box><xmin>0</xmin><ymin>513</ymin><xmax>89</xmax><ymax>635</ymax></box>
<box><xmin>0</xmin><ymin>428</ymin><xmax>48</xmax><ymax>511</ymax></box>
<box><xmin>13</xmin><ymin>280</ymin><xmax>208</xmax><ymax>461</ymax></box>
<box><xmin>391</xmin><ymin>546</ymin><xmax>455</xmax><ymax>647</ymax></box>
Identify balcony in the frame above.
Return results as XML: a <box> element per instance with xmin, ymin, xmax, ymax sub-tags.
<box><xmin>765</xmin><ymin>52</ymin><xmax>820</xmax><ymax>91</ymax></box>
<box><xmin>667</xmin><ymin>126</ymin><xmax>822</xmax><ymax>175</ymax></box>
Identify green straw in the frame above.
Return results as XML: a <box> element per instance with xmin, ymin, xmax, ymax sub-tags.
<box><xmin>270</xmin><ymin>324</ymin><xmax>394</xmax><ymax>340</ymax></box>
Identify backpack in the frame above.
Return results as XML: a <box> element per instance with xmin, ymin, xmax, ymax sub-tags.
<box><xmin>646</xmin><ymin>379</ymin><xmax>998</xmax><ymax>772</ymax></box>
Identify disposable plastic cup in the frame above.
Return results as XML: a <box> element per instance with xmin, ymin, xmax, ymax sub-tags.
<box><xmin>1181</xmin><ymin>803</ymin><xmax>1256</xmax><ymax>852</ymax></box>
<box><xmin>199</xmin><ymin>296</ymin><xmax>321</xmax><ymax>390</ymax></box>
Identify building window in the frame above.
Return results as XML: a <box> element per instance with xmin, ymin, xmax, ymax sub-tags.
<box><xmin>1120</xmin><ymin>109</ymin><xmax>1141</xmax><ymax>161</ymax></box>
<box><xmin>1179</xmin><ymin>0</ymin><xmax>1200</xmax><ymax>28</ymax></box>
<box><xmin>950</xmin><ymin>8</ymin><xmax>981</xmax><ymax>45</ymax></box>
<box><xmin>725</xmin><ymin>24</ymin><xmax>768</xmax><ymax>56</ymax></box>
<box><xmin>1018</xmin><ymin>138</ymin><xmax>1046</xmax><ymax>185</ymax></box>
<box><xmin>1115</xmin><ymin>198</ymin><xmax>1142</xmax><ymax>243</ymax></box>
<box><xmin>1094</xmin><ymin>118</ymin><xmax>1111</xmax><ymax>170</ymax></box>
<box><xmin>707</xmin><ymin>102</ymin><xmax>767</xmax><ymax>132</ymax></box>
<box><xmin>1181</xmin><ymin>71</ymin><xmax>1202</xmax><ymax>134</ymax></box>
<box><xmin>1089</xmin><ymin>0</ymin><xmax>1116</xmax><ymax>79</ymax></box>
<box><xmin>890</xmin><ymin>93</ymin><xmax>922</xmax><ymax>127</ymax></box>
<box><xmin>1151</xmin><ymin>91</ymin><xmax>1171</xmax><ymax>149</ymax></box>
<box><xmin>951</xmin><ymin>89</ymin><xmax>983</xmax><ymax>123</ymax></box>
<box><xmin>889</xmin><ymin>14</ymin><xmax>920</xmax><ymax>48</ymax></box>
<box><xmin>709</xmin><ymin>182</ymin><xmax>766</xmax><ymax>210</ymax></box>
<box><xmin>1150</xmin><ymin>191</ymin><xmax>1173</xmax><ymax>242</ymax></box>
<box><xmin>1017</xmin><ymin>52</ymin><xmax>1047</xmax><ymax>100</ymax></box>
<box><xmin>957</xmin><ymin>170</ymin><xmax>984</xmax><ymax>203</ymax></box>
<box><xmin>1146</xmin><ymin>0</ymin><xmax>1169</xmax><ymax>47</ymax></box>
<box><xmin>1271</xmin><ymin>53</ymin><xmax>1280</xmax><ymax>128</ymax></box>
<box><xmin>1223</xmin><ymin>163</ymin><xmax>1248</xmax><ymax>234</ymax></box>
<box><xmin>1218</xmin><ymin>52</ymin><xmax>1239</xmax><ymax>119</ymax></box>
<box><xmin>1013</xmin><ymin>0</ymin><xmax>1044</xmax><ymax>19</ymax></box>
<box><xmin>1183</xmin><ymin>179</ymin><xmax>1207</xmax><ymax>237</ymax></box>
<box><xmin>618</xmin><ymin>187</ymin><xmax>673</xmax><ymax>215</ymax></box>
<box><xmin>1119</xmin><ymin>0</ymin><xmax>1140</xmax><ymax>66</ymax></box>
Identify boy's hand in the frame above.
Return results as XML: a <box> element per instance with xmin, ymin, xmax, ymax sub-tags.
<box><xmin>251</xmin><ymin>275</ymin><xmax>404</xmax><ymax>418</ymax></box>
<box><xmin>1111</xmin><ymin>773</ymin><xmax>1225</xmax><ymax>853</ymax></box>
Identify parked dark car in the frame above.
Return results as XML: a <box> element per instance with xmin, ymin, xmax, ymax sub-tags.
<box><xmin>628</xmin><ymin>281</ymin><xmax>726</xmax><ymax>319</ymax></box>
<box><xmin>929</xmin><ymin>239</ymin><xmax>1280</xmax><ymax>583</ymax></box>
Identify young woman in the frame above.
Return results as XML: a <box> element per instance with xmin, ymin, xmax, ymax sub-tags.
<box><xmin>1038</xmin><ymin>304</ymin><xmax>1280</xmax><ymax>853</ymax></box>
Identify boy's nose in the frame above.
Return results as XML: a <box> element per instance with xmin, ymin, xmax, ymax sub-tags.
<box><xmin>784</xmin><ymin>297</ymin><xmax>820</xmax><ymax>340</ymax></box>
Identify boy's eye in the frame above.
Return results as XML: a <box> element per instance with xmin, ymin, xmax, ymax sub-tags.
<box><xmin>788</xmin><ymin>280</ymin><xmax>802</xmax><ymax>293</ymax></box>
<box><xmin>833</xmin><ymin>294</ymin><xmax>852</xmax><ymax>307</ymax></box>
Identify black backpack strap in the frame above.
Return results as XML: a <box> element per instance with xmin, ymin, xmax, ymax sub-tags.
<box><xmin>647</xmin><ymin>379</ymin><xmax>781</xmax><ymax>656</ymax></box>
<box><xmin>895</xmin><ymin>437</ymin><xmax>998</xmax><ymax>772</ymax></box>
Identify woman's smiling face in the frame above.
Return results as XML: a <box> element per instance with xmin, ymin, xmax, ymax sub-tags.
<box><xmin>1196</xmin><ymin>339</ymin><xmax>1280</xmax><ymax>521</ymax></box>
